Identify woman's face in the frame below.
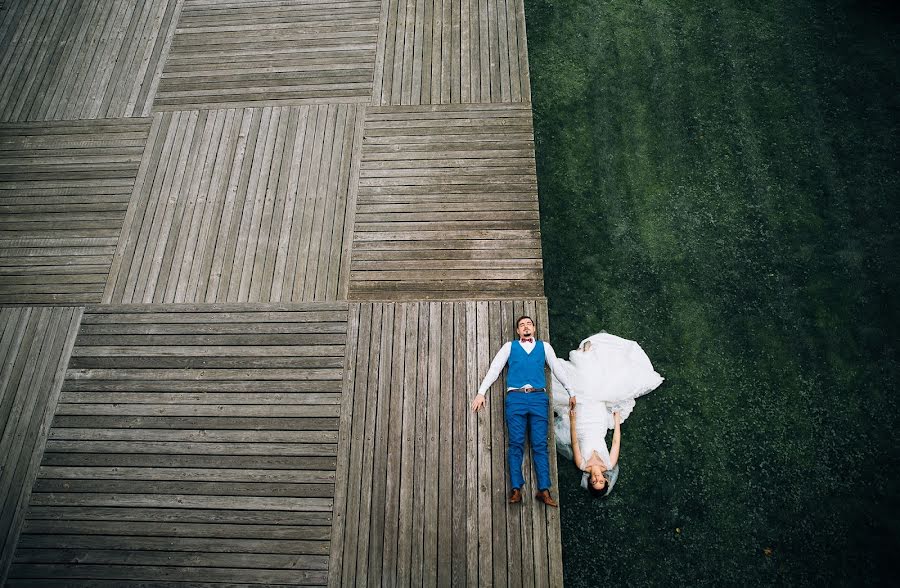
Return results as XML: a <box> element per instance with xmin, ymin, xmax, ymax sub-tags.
<box><xmin>590</xmin><ymin>466</ymin><xmax>606</xmax><ymax>490</ymax></box>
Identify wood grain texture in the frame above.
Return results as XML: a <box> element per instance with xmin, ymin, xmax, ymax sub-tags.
<box><xmin>0</xmin><ymin>0</ymin><xmax>182</xmax><ymax>121</ymax></box>
<box><xmin>0</xmin><ymin>306</ymin><xmax>82</xmax><ymax>585</ymax></box>
<box><xmin>104</xmin><ymin>105</ymin><xmax>364</xmax><ymax>304</ymax></box>
<box><xmin>155</xmin><ymin>0</ymin><xmax>380</xmax><ymax>111</ymax></box>
<box><xmin>0</xmin><ymin>118</ymin><xmax>151</xmax><ymax>305</ymax></box>
<box><xmin>373</xmin><ymin>0</ymin><xmax>532</xmax><ymax>104</ymax></box>
<box><xmin>6</xmin><ymin>303</ymin><xmax>348</xmax><ymax>586</ymax></box>
<box><xmin>349</xmin><ymin>102</ymin><xmax>544</xmax><ymax>300</ymax></box>
<box><xmin>328</xmin><ymin>300</ymin><xmax>562</xmax><ymax>586</ymax></box>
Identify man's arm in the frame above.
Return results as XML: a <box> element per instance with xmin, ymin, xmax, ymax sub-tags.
<box><xmin>471</xmin><ymin>342</ymin><xmax>512</xmax><ymax>412</ymax></box>
<box><xmin>543</xmin><ymin>342</ymin><xmax>576</xmax><ymax>405</ymax></box>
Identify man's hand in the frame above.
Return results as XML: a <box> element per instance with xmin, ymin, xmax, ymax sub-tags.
<box><xmin>568</xmin><ymin>396</ymin><xmax>577</xmax><ymax>410</ymax></box>
<box><xmin>471</xmin><ymin>394</ymin><xmax>486</xmax><ymax>413</ymax></box>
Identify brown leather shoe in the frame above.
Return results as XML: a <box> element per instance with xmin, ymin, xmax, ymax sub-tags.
<box><xmin>535</xmin><ymin>489</ymin><xmax>558</xmax><ymax>507</ymax></box>
<box><xmin>509</xmin><ymin>488</ymin><xmax>522</xmax><ymax>504</ymax></box>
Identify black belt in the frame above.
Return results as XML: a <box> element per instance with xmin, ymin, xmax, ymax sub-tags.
<box><xmin>508</xmin><ymin>387</ymin><xmax>546</xmax><ymax>394</ymax></box>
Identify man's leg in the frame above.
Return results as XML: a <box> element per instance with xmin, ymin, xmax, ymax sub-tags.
<box><xmin>505</xmin><ymin>394</ymin><xmax>527</xmax><ymax>490</ymax></box>
<box><xmin>526</xmin><ymin>393</ymin><xmax>552</xmax><ymax>492</ymax></box>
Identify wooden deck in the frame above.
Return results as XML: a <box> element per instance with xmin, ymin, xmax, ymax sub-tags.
<box><xmin>0</xmin><ymin>307</ymin><xmax>82</xmax><ymax>582</ymax></box>
<box><xmin>8</xmin><ymin>304</ymin><xmax>345</xmax><ymax>585</ymax></box>
<box><xmin>103</xmin><ymin>105</ymin><xmax>365</xmax><ymax>304</ymax></box>
<box><xmin>330</xmin><ymin>301</ymin><xmax>561</xmax><ymax>587</ymax></box>
<box><xmin>373</xmin><ymin>0</ymin><xmax>531</xmax><ymax>105</ymax></box>
<box><xmin>350</xmin><ymin>103</ymin><xmax>542</xmax><ymax>300</ymax></box>
<box><xmin>0</xmin><ymin>0</ymin><xmax>562</xmax><ymax>585</ymax></box>
<box><xmin>0</xmin><ymin>119</ymin><xmax>151</xmax><ymax>304</ymax></box>
<box><xmin>0</xmin><ymin>1</ymin><xmax>179</xmax><ymax>121</ymax></box>
<box><xmin>156</xmin><ymin>1</ymin><xmax>381</xmax><ymax>111</ymax></box>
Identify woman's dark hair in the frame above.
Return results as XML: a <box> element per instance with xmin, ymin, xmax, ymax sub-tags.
<box><xmin>586</xmin><ymin>471</ymin><xmax>611</xmax><ymax>498</ymax></box>
<box><xmin>587</xmin><ymin>484</ymin><xmax>605</xmax><ymax>497</ymax></box>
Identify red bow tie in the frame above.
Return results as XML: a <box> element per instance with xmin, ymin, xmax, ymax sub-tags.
<box><xmin>520</xmin><ymin>338</ymin><xmax>534</xmax><ymax>343</ymax></box>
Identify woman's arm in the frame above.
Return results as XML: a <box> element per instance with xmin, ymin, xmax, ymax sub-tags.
<box><xmin>569</xmin><ymin>409</ymin><xmax>584</xmax><ymax>468</ymax></box>
<box><xmin>608</xmin><ymin>412</ymin><xmax>622</xmax><ymax>468</ymax></box>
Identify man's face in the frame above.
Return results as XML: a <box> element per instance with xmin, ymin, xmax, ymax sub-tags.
<box><xmin>516</xmin><ymin>318</ymin><xmax>535</xmax><ymax>339</ymax></box>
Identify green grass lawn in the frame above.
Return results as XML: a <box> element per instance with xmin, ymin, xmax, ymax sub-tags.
<box><xmin>524</xmin><ymin>1</ymin><xmax>899</xmax><ymax>584</ymax></box>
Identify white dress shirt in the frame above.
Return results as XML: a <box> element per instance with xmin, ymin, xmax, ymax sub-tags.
<box><xmin>476</xmin><ymin>340</ymin><xmax>576</xmax><ymax>397</ymax></box>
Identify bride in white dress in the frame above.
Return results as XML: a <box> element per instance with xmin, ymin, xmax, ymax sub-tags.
<box><xmin>551</xmin><ymin>333</ymin><xmax>664</xmax><ymax>495</ymax></box>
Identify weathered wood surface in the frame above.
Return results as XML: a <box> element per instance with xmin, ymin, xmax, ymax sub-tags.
<box><xmin>155</xmin><ymin>0</ymin><xmax>381</xmax><ymax>111</ymax></box>
<box><xmin>349</xmin><ymin>102</ymin><xmax>544</xmax><ymax>300</ymax></box>
<box><xmin>104</xmin><ymin>105</ymin><xmax>364</xmax><ymax>304</ymax></box>
<box><xmin>1</xmin><ymin>0</ymin><xmax>564</xmax><ymax>585</ymax></box>
<box><xmin>6</xmin><ymin>303</ymin><xmax>347</xmax><ymax>586</ymax></box>
<box><xmin>0</xmin><ymin>0</ymin><xmax>181</xmax><ymax>122</ymax></box>
<box><xmin>329</xmin><ymin>300</ymin><xmax>561</xmax><ymax>586</ymax></box>
<box><xmin>0</xmin><ymin>306</ymin><xmax>82</xmax><ymax>585</ymax></box>
<box><xmin>0</xmin><ymin>119</ymin><xmax>151</xmax><ymax>305</ymax></box>
<box><xmin>373</xmin><ymin>0</ymin><xmax>532</xmax><ymax>105</ymax></box>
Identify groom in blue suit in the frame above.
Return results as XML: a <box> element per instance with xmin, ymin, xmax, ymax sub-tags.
<box><xmin>471</xmin><ymin>316</ymin><xmax>577</xmax><ymax>506</ymax></box>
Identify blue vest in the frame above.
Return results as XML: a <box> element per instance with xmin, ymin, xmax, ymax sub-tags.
<box><xmin>506</xmin><ymin>340</ymin><xmax>546</xmax><ymax>389</ymax></box>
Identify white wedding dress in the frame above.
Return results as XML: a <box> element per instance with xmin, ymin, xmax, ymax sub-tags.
<box><xmin>551</xmin><ymin>333</ymin><xmax>663</xmax><ymax>491</ymax></box>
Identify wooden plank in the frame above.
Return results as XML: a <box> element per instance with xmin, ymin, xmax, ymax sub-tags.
<box><xmin>8</xmin><ymin>304</ymin><xmax>348</xmax><ymax>585</ymax></box>
<box><xmin>395</xmin><ymin>301</ymin><xmax>418</xmax><ymax>586</ymax></box>
<box><xmin>337</xmin><ymin>104</ymin><xmax>365</xmax><ymax>301</ymax></box>
<box><xmin>107</xmin><ymin>103</ymin><xmax>357</xmax><ymax>304</ymax></box>
<box><xmin>155</xmin><ymin>1</ymin><xmax>379</xmax><ymax>110</ymax></box>
<box><xmin>258</xmin><ymin>105</ymin><xmax>294</xmax><ymax>303</ymax></box>
<box><xmin>7</xmin><ymin>563</ymin><xmax>326</xmax><ymax>585</ymax></box>
<box><xmin>339</xmin><ymin>302</ymin><xmax>372</xmax><ymax>586</ymax></box>
<box><xmin>0</xmin><ymin>0</ymin><xmax>177</xmax><ymax>122</ymax></box>
<box><xmin>40</xmin><ymin>453</ymin><xmax>336</xmax><ymax>471</ymax></box>
<box><xmin>25</xmin><ymin>505</ymin><xmax>331</xmax><ymax>526</ymax></box>
<box><xmin>353</xmin><ymin>302</ymin><xmax>382</xmax><ymax>584</ymax></box>
<box><xmin>215</xmin><ymin>107</ymin><xmax>261</xmax><ymax>303</ymax></box>
<box><xmin>436</xmin><ymin>302</ymin><xmax>453</xmax><ymax>584</ymax></box>
<box><xmin>487</xmin><ymin>300</ymin><xmax>509</xmax><ymax>586</ymax></box>
<box><xmin>326</xmin><ymin>303</ymin><xmax>358</xmax><ymax>588</ymax></box>
<box><xmin>379</xmin><ymin>303</ymin><xmax>405</xmax><ymax>582</ymax></box>
<box><xmin>464</xmin><ymin>300</ymin><xmax>478</xmax><ymax>585</ymax></box>
<box><xmin>272</xmin><ymin>106</ymin><xmax>305</xmax><ymax>301</ymax></box>
<box><xmin>450</xmin><ymin>300</ymin><xmax>467</xmax><ymax>583</ymax></box>
<box><xmin>14</xmin><ymin>550</ymin><xmax>329</xmax><ymax>571</ymax></box>
<box><xmin>0</xmin><ymin>118</ymin><xmax>150</xmax><ymax>304</ymax></box>
<box><xmin>408</xmin><ymin>0</ymin><xmax>425</xmax><ymax>103</ymax></box>
<box><xmin>514</xmin><ymin>0</ymin><xmax>531</xmax><ymax>102</ymax></box>
<box><xmin>409</xmin><ymin>301</ymin><xmax>429</xmax><ymax>586</ymax></box>
<box><xmin>0</xmin><ymin>307</ymin><xmax>81</xmax><ymax>585</ymax></box>
<box><xmin>382</xmin><ymin>0</ymin><xmax>400</xmax><ymax>104</ymax></box>
<box><xmin>475</xmin><ymin>300</ymin><xmax>493</xmax><ymax>587</ymax></box>
<box><xmin>365</xmin><ymin>303</ymin><xmax>394</xmax><ymax>584</ymax></box>
<box><xmin>350</xmin><ymin>102</ymin><xmax>542</xmax><ymax>300</ymax></box>
<box><xmin>539</xmin><ymin>299</ymin><xmax>564</xmax><ymax>587</ymax></box>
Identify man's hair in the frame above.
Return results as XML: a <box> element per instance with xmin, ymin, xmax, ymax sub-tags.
<box><xmin>515</xmin><ymin>315</ymin><xmax>535</xmax><ymax>328</ymax></box>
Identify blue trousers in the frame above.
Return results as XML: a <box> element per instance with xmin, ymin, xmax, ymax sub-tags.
<box><xmin>505</xmin><ymin>391</ymin><xmax>551</xmax><ymax>491</ymax></box>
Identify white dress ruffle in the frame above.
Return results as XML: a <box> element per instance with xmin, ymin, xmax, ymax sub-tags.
<box><xmin>551</xmin><ymin>333</ymin><xmax>663</xmax><ymax>468</ymax></box>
